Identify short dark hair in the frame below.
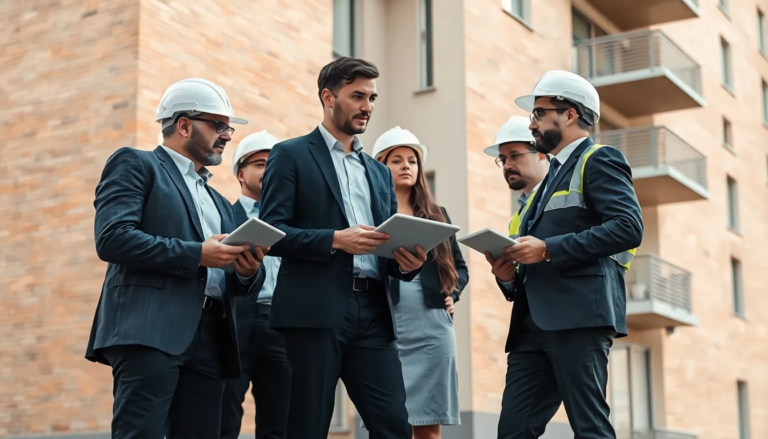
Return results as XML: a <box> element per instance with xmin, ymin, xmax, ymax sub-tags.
<box><xmin>160</xmin><ymin>112</ymin><xmax>189</xmax><ymax>138</ymax></box>
<box><xmin>548</xmin><ymin>97</ymin><xmax>589</xmax><ymax>130</ymax></box>
<box><xmin>317</xmin><ymin>57</ymin><xmax>379</xmax><ymax>105</ymax></box>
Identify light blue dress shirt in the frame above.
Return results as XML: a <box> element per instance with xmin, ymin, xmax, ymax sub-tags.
<box><xmin>238</xmin><ymin>195</ymin><xmax>280</xmax><ymax>304</ymax></box>
<box><xmin>317</xmin><ymin>123</ymin><xmax>381</xmax><ymax>280</ymax></box>
<box><xmin>161</xmin><ymin>145</ymin><xmax>252</xmax><ymax>300</ymax></box>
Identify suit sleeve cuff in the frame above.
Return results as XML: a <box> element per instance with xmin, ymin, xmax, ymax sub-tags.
<box><xmin>236</xmin><ymin>269</ymin><xmax>257</xmax><ymax>284</ymax></box>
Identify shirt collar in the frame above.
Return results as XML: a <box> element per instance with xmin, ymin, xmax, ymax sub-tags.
<box><xmin>160</xmin><ymin>145</ymin><xmax>212</xmax><ymax>183</ymax></box>
<box><xmin>517</xmin><ymin>181</ymin><xmax>542</xmax><ymax>208</ymax></box>
<box><xmin>550</xmin><ymin>136</ymin><xmax>587</xmax><ymax>167</ymax></box>
<box><xmin>318</xmin><ymin>123</ymin><xmax>363</xmax><ymax>153</ymax></box>
<box><xmin>239</xmin><ymin>194</ymin><xmax>258</xmax><ymax>214</ymax></box>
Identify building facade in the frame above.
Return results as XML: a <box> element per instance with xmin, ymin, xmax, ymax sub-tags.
<box><xmin>1</xmin><ymin>0</ymin><xmax>767</xmax><ymax>438</ymax></box>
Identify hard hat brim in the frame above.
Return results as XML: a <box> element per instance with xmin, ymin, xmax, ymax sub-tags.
<box><xmin>374</xmin><ymin>143</ymin><xmax>428</xmax><ymax>163</ymax></box>
<box><xmin>231</xmin><ymin>147</ymin><xmax>272</xmax><ymax>177</ymax></box>
<box><xmin>230</xmin><ymin>115</ymin><xmax>248</xmax><ymax>125</ymax></box>
<box><xmin>515</xmin><ymin>95</ymin><xmax>536</xmax><ymax>112</ymax></box>
<box><xmin>483</xmin><ymin>144</ymin><xmax>500</xmax><ymax>157</ymax></box>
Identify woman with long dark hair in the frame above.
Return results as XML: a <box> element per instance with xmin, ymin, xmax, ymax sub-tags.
<box><xmin>372</xmin><ymin>127</ymin><xmax>469</xmax><ymax>439</ymax></box>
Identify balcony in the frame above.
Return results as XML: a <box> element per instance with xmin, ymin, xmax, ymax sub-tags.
<box><xmin>593</xmin><ymin>126</ymin><xmax>708</xmax><ymax>205</ymax></box>
<box><xmin>624</xmin><ymin>255</ymin><xmax>698</xmax><ymax>329</ymax></box>
<box><xmin>573</xmin><ymin>29</ymin><xmax>705</xmax><ymax>117</ymax></box>
<box><xmin>588</xmin><ymin>0</ymin><xmax>700</xmax><ymax>30</ymax></box>
<box><xmin>623</xmin><ymin>428</ymin><xmax>699</xmax><ymax>439</ymax></box>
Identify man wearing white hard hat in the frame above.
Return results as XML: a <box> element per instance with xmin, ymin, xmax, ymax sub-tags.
<box><xmin>494</xmin><ymin>70</ymin><xmax>643</xmax><ymax>438</ymax></box>
<box><xmin>85</xmin><ymin>78</ymin><xmax>267</xmax><ymax>439</ymax></box>
<box><xmin>369</xmin><ymin>127</ymin><xmax>469</xmax><ymax>439</ymax></box>
<box><xmin>220</xmin><ymin>130</ymin><xmax>290</xmax><ymax>439</ymax></box>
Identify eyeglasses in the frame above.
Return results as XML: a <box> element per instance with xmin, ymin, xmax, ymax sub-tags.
<box><xmin>529</xmin><ymin>107</ymin><xmax>567</xmax><ymax>123</ymax></box>
<box><xmin>186</xmin><ymin>117</ymin><xmax>235</xmax><ymax>135</ymax></box>
<box><xmin>495</xmin><ymin>151</ymin><xmax>537</xmax><ymax>167</ymax></box>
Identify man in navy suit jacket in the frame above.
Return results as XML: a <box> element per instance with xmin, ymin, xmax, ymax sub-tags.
<box><xmin>85</xmin><ymin>78</ymin><xmax>267</xmax><ymax>439</ymax></box>
<box><xmin>259</xmin><ymin>57</ymin><xmax>427</xmax><ymax>439</ymax></box>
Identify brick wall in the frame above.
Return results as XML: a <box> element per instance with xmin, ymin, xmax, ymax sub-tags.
<box><xmin>0</xmin><ymin>0</ymin><xmax>140</xmax><ymax>435</ymax></box>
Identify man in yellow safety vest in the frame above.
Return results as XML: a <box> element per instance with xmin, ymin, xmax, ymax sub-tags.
<box><xmin>490</xmin><ymin>70</ymin><xmax>644</xmax><ymax>439</ymax></box>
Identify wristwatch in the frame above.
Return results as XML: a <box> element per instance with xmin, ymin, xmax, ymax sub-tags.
<box><xmin>543</xmin><ymin>246</ymin><xmax>550</xmax><ymax>262</ymax></box>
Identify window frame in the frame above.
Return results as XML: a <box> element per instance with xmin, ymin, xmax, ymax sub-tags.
<box><xmin>501</xmin><ymin>0</ymin><xmax>532</xmax><ymax>30</ymax></box>
<box><xmin>332</xmin><ymin>0</ymin><xmax>356</xmax><ymax>59</ymax></box>
<box><xmin>607</xmin><ymin>344</ymin><xmax>654</xmax><ymax>433</ymax></box>
<box><xmin>726</xmin><ymin>175</ymin><xmax>739</xmax><ymax>233</ymax></box>
<box><xmin>721</xmin><ymin>37</ymin><xmax>734</xmax><ymax>92</ymax></box>
<box><xmin>418</xmin><ymin>0</ymin><xmax>435</xmax><ymax>91</ymax></box>
<box><xmin>731</xmin><ymin>257</ymin><xmax>745</xmax><ymax>318</ymax></box>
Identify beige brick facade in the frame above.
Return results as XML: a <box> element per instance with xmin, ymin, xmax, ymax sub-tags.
<box><xmin>2</xmin><ymin>0</ymin><xmax>768</xmax><ymax>438</ymax></box>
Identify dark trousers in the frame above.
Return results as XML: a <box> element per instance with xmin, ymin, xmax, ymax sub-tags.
<box><xmin>220</xmin><ymin>306</ymin><xmax>291</xmax><ymax>439</ymax></box>
<box><xmin>498</xmin><ymin>314</ymin><xmax>617</xmax><ymax>439</ymax></box>
<box><xmin>101</xmin><ymin>298</ymin><xmax>228</xmax><ymax>439</ymax></box>
<box><xmin>280</xmin><ymin>284</ymin><xmax>411</xmax><ymax>439</ymax></box>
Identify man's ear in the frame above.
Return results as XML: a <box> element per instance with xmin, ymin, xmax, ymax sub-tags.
<box><xmin>320</xmin><ymin>89</ymin><xmax>335</xmax><ymax>109</ymax></box>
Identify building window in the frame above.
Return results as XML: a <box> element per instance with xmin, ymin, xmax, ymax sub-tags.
<box><xmin>759</xmin><ymin>9</ymin><xmax>766</xmax><ymax>54</ymax></box>
<box><xmin>419</xmin><ymin>0</ymin><xmax>434</xmax><ymax>90</ymax></box>
<box><xmin>608</xmin><ymin>344</ymin><xmax>652</xmax><ymax>434</ymax></box>
<box><xmin>502</xmin><ymin>0</ymin><xmax>531</xmax><ymax>28</ymax></box>
<box><xmin>720</xmin><ymin>0</ymin><xmax>730</xmax><ymax>16</ymax></box>
<box><xmin>727</xmin><ymin>176</ymin><xmax>739</xmax><ymax>231</ymax></box>
<box><xmin>731</xmin><ymin>258</ymin><xmax>745</xmax><ymax>317</ymax></box>
<box><xmin>721</xmin><ymin>37</ymin><xmax>733</xmax><ymax>91</ymax></box>
<box><xmin>722</xmin><ymin>117</ymin><xmax>733</xmax><ymax>151</ymax></box>
<box><xmin>762</xmin><ymin>80</ymin><xmax>768</xmax><ymax>125</ymax></box>
<box><xmin>329</xmin><ymin>381</ymin><xmax>347</xmax><ymax>430</ymax></box>
<box><xmin>333</xmin><ymin>0</ymin><xmax>355</xmax><ymax>58</ymax></box>
<box><xmin>426</xmin><ymin>171</ymin><xmax>436</xmax><ymax>197</ymax></box>
<box><xmin>737</xmin><ymin>381</ymin><xmax>751</xmax><ymax>439</ymax></box>
<box><xmin>572</xmin><ymin>9</ymin><xmax>607</xmax><ymax>44</ymax></box>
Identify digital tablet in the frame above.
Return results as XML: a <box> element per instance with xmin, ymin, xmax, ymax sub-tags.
<box><xmin>220</xmin><ymin>217</ymin><xmax>286</xmax><ymax>272</ymax></box>
<box><xmin>370</xmin><ymin>213</ymin><xmax>460</xmax><ymax>259</ymax></box>
<box><xmin>457</xmin><ymin>228</ymin><xmax>519</xmax><ymax>259</ymax></box>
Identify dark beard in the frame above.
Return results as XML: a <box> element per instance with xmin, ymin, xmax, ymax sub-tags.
<box><xmin>505</xmin><ymin>171</ymin><xmax>526</xmax><ymax>191</ymax></box>
<box><xmin>183</xmin><ymin>125</ymin><xmax>224</xmax><ymax>166</ymax></box>
<box><xmin>534</xmin><ymin>121</ymin><xmax>562</xmax><ymax>154</ymax></box>
<box><xmin>332</xmin><ymin>101</ymin><xmax>367</xmax><ymax>136</ymax></box>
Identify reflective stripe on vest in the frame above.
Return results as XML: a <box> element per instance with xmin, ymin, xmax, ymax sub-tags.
<box><xmin>508</xmin><ymin>189</ymin><xmax>538</xmax><ymax>240</ymax></box>
<box><xmin>509</xmin><ymin>144</ymin><xmax>635</xmax><ymax>273</ymax></box>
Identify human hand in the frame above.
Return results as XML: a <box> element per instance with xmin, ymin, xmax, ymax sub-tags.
<box><xmin>394</xmin><ymin>246</ymin><xmax>427</xmax><ymax>272</ymax></box>
<box><xmin>444</xmin><ymin>296</ymin><xmax>455</xmax><ymax>314</ymax></box>
<box><xmin>505</xmin><ymin>236</ymin><xmax>547</xmax><ymax>264</ymax></box>
<box><xmin>485</xmin><ymin>250</ymin><xmax>518</xmax><ymax>282</ymax></box>
<box><xmin>234</xmin><ymin>246</ymin><xmax>268</xmax><ymax>278</ymax></box>
<box><xmin>332</xmin><ymin>225</ymin><xmax>390</xmax><ymax>255</ymax></box>
<box><xmin>201</xmin><ymin>234</ymin><xmax>250</xmax><ymax>268</ymax></box>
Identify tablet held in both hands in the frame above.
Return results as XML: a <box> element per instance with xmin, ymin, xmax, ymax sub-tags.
<box><xmin>220</xmin><ymin>217</ymin><xmax>286</xmax><ymax>272</ymax></box>
<box><xmin>457</xmin><ymin>228</ymin><xmax>519</xmax><ymax>260</ymax></box>
<box><xmin>369</xmin><ymin>213</ymin><xmax>461</xmax><ymax>259</ymax></box>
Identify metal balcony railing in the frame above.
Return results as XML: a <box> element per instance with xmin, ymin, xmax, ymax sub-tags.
<box><xmin>620</xmin><ymin>428</ymin><xmax>698</xmax><ymax>439</ymax></box>
<box><xmin>624</xmin><ymin>255</ymin><xmax>692</xmax><ymax>312</ymax></box>
<box><xmin>573</xmin><ymin>29</ymin><xmax>702</xmax><ymax>96</ymax></box>
<box><xmin>593</xmin><ymin>126</ymin><xmax>707</xmax><ymax>190</ymax></box>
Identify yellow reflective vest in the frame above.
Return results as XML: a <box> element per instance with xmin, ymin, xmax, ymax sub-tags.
<box><xmin>507</xmin><ymin>144</ymin><xmax>635</xmax><ymax>272</ymax></box>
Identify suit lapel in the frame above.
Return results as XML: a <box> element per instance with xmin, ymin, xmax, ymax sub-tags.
<box><xmin>307</xmin><ymin>128</ymin><xmax>347</xmax><ymax>221</ymax></box>
<box><xmin>154</xmin><ymin>146</ymin><xmax>204</xmax><ymax>240</ymax></box>
<box><xmin>232</xmin><ymin>200</ymin><xmax>249</xmax><ymax>227</ymax></box>
<box><xmin>526</xmin><ymin>138</ymin><xmax>594</xmax><ymax>232</ymax></box>
<box><xmin>361</xmin><ymin>154</ymin><xmax>385</xmax><ymax>224</ymax></box>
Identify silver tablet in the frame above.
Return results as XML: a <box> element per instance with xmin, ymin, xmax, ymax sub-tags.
<box><xmin>371</xmin><ymin>213</ymin><xmax>460</xmax><ymax>259</ymax></box>
<box><xmin>220</xmin><ymin>217</ymin><xmax>286</xmax><ymax>272</ymax></box>
<box><xmin>457</xmin><ymin>228</ymin><xmax>519</xmax><ymax>259</ymax></box>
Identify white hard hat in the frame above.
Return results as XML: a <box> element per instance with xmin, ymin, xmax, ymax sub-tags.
<box><xmin>515</xmin><ymin>70</ymin><xmax>600</xmax><ymax>126</ymax></box>
<box><xmin>231</xmin><ymin>130</ymin><xmax>279</xmax><ymax>177</ymax></box>
<box><xmin>372</xmin><ymin>126</ymin><xmax>428</xmax><ymax>163</ymax></box>
<box><xmin>156</xmin><ymin>78</ymin><xmax>248</xmax><ymax>130</ymax></box>
<box><xmin>483</xmin><ymin>116</ymin><xmax>535</xmax><ymax>157</ymax></box>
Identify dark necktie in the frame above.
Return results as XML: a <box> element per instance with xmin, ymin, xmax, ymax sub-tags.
<box><xmin>523</xmin><ymin>157</ymin><xmax>561</xmax><ymax>235</ymax></box>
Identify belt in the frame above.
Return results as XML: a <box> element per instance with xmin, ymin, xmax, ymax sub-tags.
<box><xmin>202</xmin><ymin>295</ymin><xmax>223</xmax><ymax>311</ymax></box>
<box><xmin>352</xmin><ymin>276</ymin><xmax>386</xmax><ymax>293</ymax></box>
<box><xmin>257</xmin><ymin>303</ymin><xmax>271</xmax><ymax>316</ymax></box>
